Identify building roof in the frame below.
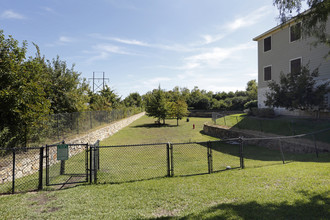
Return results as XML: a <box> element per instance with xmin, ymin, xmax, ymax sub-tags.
<box><xmin>253</xmin><ymin>19</ymin><xmax>297</xmax><ymax>41</ymax></box>
<box><xmin>252</xmin><ymin>8</ymin><xmax>312</xmax><ymax>41</ymax></box>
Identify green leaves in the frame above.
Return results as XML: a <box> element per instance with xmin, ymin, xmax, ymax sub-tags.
<box><xmin>265</xmin><ymin>66</ymin><xmax>329</xmax><ymax>111</ymax></box>
<box><xmin>0</xmin><ymin>30</ymin><xmax>89</xmax><ymax>148</ymax></box>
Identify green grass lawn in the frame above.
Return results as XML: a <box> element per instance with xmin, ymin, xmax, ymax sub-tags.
<box><xmin>0</xmin><ymin>115</ymin><xmax>329</xmax><ymax>219</ymax></box>
<box><xmin>101</xmin><ymin>115</ymin><xmax>218</xmax><ymax>145</ymax></box>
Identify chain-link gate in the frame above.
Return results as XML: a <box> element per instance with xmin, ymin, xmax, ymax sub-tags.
<box><xmin>45</xmin><ymin>143</ymin><xmax>89</xmax><ymax>186</ymax></box>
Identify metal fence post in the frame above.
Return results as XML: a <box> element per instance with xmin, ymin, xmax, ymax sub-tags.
<box><xmin>85</xmin><ymin>144</ymin><xmax>89</xmax><ymax>183</ymax></box>
<box><xmin>224</xmin><ymin>116</ymin><xmax>227</xmax><ymax>126</ymax></box>
<box><xmin>166</xmin><ymin>143</ymin><xmax>171</xmax><ymax>177</ymax></box>
<box><xmin>93</xmin><ymin>144</ymin><xmax>98</xmax><ymax>183</ymax></box>
<box><xmin>170</xmin><ymin>143</ymin><xmax>174</xmax><ymax>177</ymax></box>
<box><xmin>38</xmin><ymin>146</ymin><xmax>44</xmax><ymax>190</ymax></box>
<box><xmin>60</xmin><ymin>141</ymin><xmax>66</xmax><ymax>175</ymax></box>
<box><xmin>207</xmin><ymin>141</ymin><xmax>213</xmax><ymax>174</ymax></box>
<box><xmin>239</xmin><ymin>137</ymin><xmax>245</xmax><ymax>169</ymax></box>
<box><xmin>89</xmin><ymin>144</ymin><xmax>93</xmax><ymax>184</ymax></box>
<box><xmin>46</xmin><ymin>145</ymin><xmax>49</xmax><ymax>186</ymax></box>
<box><xmin>312</xmin><ymin>134</ymin><xmax>319</xmax><ymax>158</ymax></box>
<box><xmin>279</xmin><ymin>140</ymin><xmax>285</xmax><ymax>164</ymax></box>
<box><xmin>12</xmin><ymin>149</ymin><xmax>16</xmax><ymax>194</ymax></box>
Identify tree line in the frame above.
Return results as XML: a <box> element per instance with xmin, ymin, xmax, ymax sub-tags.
<box><xmin>0</xmin><ymin>30</ymin><xmax>257</xmax><ymax>148</ymax></box>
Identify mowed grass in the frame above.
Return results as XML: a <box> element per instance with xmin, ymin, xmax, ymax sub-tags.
<box><xmin>101</xmin><ymin>115</ymin><xmax>218</xmax><ymax>145</ymax></box>
<box><xmin>0</xmin><ymin>115</ymin><xmax>329</xmax><ymax>219</ymax></box>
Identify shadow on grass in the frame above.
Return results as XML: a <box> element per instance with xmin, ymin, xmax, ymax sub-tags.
<box><xmin>149</xmin><ymin>191</ymin><xmax>330</xmax><ymax>220</ymax></box>
<box><xmin>133</xmin><ymin>123</ymin><xmax>177</xmax><ymax>128</ymax></box>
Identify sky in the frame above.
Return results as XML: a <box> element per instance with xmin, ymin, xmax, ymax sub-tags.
<box><xmin>0</xmin><ymin>0</ymin><xmax>281</xmax><ymax>98</ymax></box>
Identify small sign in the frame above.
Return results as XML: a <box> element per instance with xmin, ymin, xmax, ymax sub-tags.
<box><xmin>57</xmin><ymin>144</ymin><xmax>69</xmax><ymax>160</ymax></box>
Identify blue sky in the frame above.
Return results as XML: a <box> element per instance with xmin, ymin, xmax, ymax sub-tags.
<box><xmin>1</xmin><ymin>0</ymin><xmax>280</xmax><ymax>98</ymax></box>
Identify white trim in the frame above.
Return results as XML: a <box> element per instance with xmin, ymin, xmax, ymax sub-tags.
<box><xmin>289</xmin><ymin>57</ymin><xmax>302</xmax><ymax>73</ymax></box>
<box><xmin>263</xmin><ymin>35</ymin><xmax>272</xmax><ymax>53</ymax></box>
<box><xmin>263</xmin><ymin>65</ymin><xmax>272</xmax><ymax>81</ymax></box>
<box><xmin>289</xmin><ymin>22</ymin><xmax>302</xmax><ymax>43</ymax></box>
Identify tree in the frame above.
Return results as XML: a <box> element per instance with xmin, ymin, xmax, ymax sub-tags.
<box><xmin>0</xmin><ymin>31</ymin><xmax>51</xmax><ymax>147</ymax></box>
<box><xmin>145</xmin><ymin>86</ymin><xmax>168</xmax><ymax>124</ymax></box>
<box><xmin>246</xmin><ymin>79</ymin><xmax>258</xmax><ymax>100</ymax></box>
<box><xmin>89</xmin><ymin>85</ymin><xmax>121</xmax><ymax>111</ymax></box>
<box><xmin>45</xmin><ymin>56</ymin><xmax>89</xmax><ymax>113</ymax></box>
<box><xmin>123</xmin><ymin>92</ymin><xmax>142</xmax><ymax>108</ymax></box>
<box><xmin>167</xmin><ymin>100</ymin><xmax>189</xmax><ymax>126</ymax></box>
<box><xmin>265</xmin><ymin>66</ymin><xmax>329</xmax><ymax>112</ymax></box>
<box><xmin>273</xmin><ymin>0</ymin><xmax>330</xmax><ymax>54</ymax></box>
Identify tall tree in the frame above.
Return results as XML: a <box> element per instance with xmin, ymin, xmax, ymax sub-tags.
<box><xmin>246</xmin><ymin>79</ymin><xmax>258</xmax><ymax>100</ymax></box>
<box><xmin>45</xmin><ymin>56</ymin><xmax>89</xmax><ymax>113</ymax></box>
<box><xmin>123</xmin><ymin>92</ymin><xmax>142</xmax><ymax>108</ymax></box>
<box><xmin>167</xmin><ymin>100</ymin><xmax>189</xmax><ymax>126</ymax></box>
<box><xmin>89</xmin><ymin>85</ymin><xmax>121</xmax><ymax>111</ymax></box>
<box><xmin>145</xmin><ymin>86</ymin><xmax>167</xmax><ymax>124</ymax></box>
<box><xmin>0</xmin><ymin>31</ymin><xmax>51</xmax><ymax>147</ymax></box>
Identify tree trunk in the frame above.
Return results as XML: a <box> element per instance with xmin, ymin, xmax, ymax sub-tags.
<box><xmin>177</xmin><ymin>118</ymin><xmax>179</xmax><ymax>126</ymax></box>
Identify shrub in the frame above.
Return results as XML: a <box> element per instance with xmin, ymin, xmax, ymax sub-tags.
<box><xmin>244</xmin><ymin>100</ymin><xmax>258</xmax><ymax>110</ymax></box>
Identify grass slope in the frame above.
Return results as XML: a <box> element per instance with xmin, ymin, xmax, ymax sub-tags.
<box><xmin>0</xmin><ymin>116</ymin><xmax>329</xmax><ymax>219</ymax></box>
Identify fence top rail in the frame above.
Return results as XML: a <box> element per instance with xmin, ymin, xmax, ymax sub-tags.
<box><xmin>97</xmin><ymin>142</ymin><xmax>169</xmax><ymax>148</ymax></box>
<box><xmin>46</xmin><ymin>143</ymin><xmax>89</xmax><ymax>147</ymax></box>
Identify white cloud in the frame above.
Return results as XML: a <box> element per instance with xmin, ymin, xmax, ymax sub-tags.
<box><xmin>59</xmin><ymin>36</ymin><xmax>74</xmax><ymax>43</ymax></box>
<box><xmin>45</xmin><ymin>36</ymin><xmax>76</xmax><ymax>47</ymax></box>
<box><xmin>200</xmin><ymin>5</ymin><xmax>273</xmax><ymax>45</ymax></box>
<box><xmin>89</xmin><ymin>33</ymin><xmax>194</xmax><ymax>53</ymax></box>
<box><xmin>183</xmin><ymin>42</ymin><xmax>254</xmax><ymax>70</ymax></box>
<box><xmin>84</xmin><ymin>43</ymin><xmax>137</xmax><ymax>63</ymax></box>
<box><xmin>110</xmin><ymin>37</ymin><xmax>150</xmax><ymax>47</ymax></box>
<box><xmin>93</xmin><ymin>44</ymin><xmax>132</xmax><ymax>55</ymax></box>
<box><xmin>201</xmin><ymin>34</ymin><xmax>225</xmax><ymax>45</ymax></box>
<box><xmin>1</xmin><ymin>10</ymin><xmax>25</xmax><ymax>19</ymax></box>
<box><xmin>225</xmin><ymin>6</ymin><xmax>272</xmax><ymax>31</ymax></box>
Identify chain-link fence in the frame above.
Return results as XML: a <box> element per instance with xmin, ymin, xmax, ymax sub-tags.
<box><xmin>0</xmin><ymin>147</ymin><xmax>43</xmax><ymax>194</ymax></box>
<box><xmin>46</xmin><ymin>143</ymin><xmax>88</xmax><ymax>187</ymax></box>
<box><xmin>213</xmin><ymin>114</ymin><xmax>330</xmax><ymax>142</ymax></box>
<box><xmin>28</xmin><ymin>108</ymin><xmax>141</xmax><ymax>146</ymax></box>
<box><xmin>96</xmin><ymin>144</ymin><xmax>168</xmax><ymax>184</ymax></box>
<box><xmin>94</xmin><ymin>141</ymin><xmax>243</xmax><ymax>184</ymax></box>
<box><xmin>1</xmin><ymin>131</ymin><xmax>328</xmax><ymax>194</ymax></box>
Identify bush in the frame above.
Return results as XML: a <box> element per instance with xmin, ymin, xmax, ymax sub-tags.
<box><xmin>244</xmin><ymin>100</ymin><xmax>258</xmax><ymax>110</ymax></box>
<box><xmin>251</xmin><ymin>108</ymin><xmax>275</xmax><ymax>118</ymax></box>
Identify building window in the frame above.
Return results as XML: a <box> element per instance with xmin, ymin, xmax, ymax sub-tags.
<box><xmin>290</xmin><ymin>58</ymin><xmax>302</xmax><ymax>74</ymax></box>
<box><xmin>290</xmin><ymin>22</ymin><xmax>301</xmax><ymax>42</ymax></box>
<box><xmin>264</xmin><ymin>66</ymin><xmax>272</xmax><ymax>81</ymax></box>
<box><xmin>264</xmin><ymin>36</ymin><xmax>271</xmax><ymax>52</ymax></box>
